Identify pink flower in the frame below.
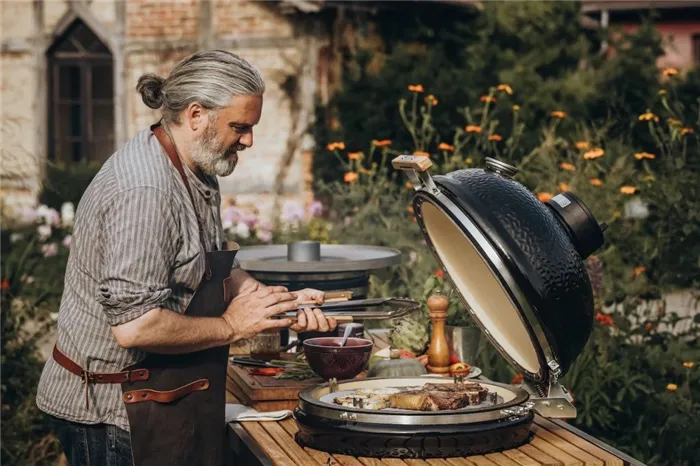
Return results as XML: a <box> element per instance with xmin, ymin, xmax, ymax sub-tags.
<box><xmin>242</xmin><ymin>214</ymin><xmax>259</xmax><ymax>229</ymax></box>
<box><xmin>221</xmin><ymin>206</ymin><xmax>242</xmax><ymax>229</ymax></box>
<box><xmin>37</xmin><ymin>205</ymin><xmax>61</xmax><ymax>227</ymax></box>
<box><xmin>308</xmin><ymin>201</ymin><xmax>323</xmax><ymax>217</ymax></box>
<box><xmin>62</xmin><ymin>235</ymin><xmax>72</xmax><ymax>248</ymax></box>
<box><xmin>20</xmin><ymin>207</ymin><xmax>38</xmax><ymax>224</ymax></box>
<box><xmin>41</xmin><ymin>242</ymin><xmax>58</xmax><ymax>257</ymax></box>
<box><xmin>256</xmin><ymin>229</ymin><xmax>273</xmax><ymax>243</ymax></box>
<box><xmin>281</xmin><ymin>200</ymin><xmax>305</xmax><ymax>224</ymax></box>
<box><xmin>37</xmin><ymin>225</ymin><xmax>52</xmax><ymax>240</ymax></box>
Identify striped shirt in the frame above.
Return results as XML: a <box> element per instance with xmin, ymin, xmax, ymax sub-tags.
<box><xmin>36</xmin><ymin>127</ymin><xmax>239</xmax><ymax>431</ymax></box>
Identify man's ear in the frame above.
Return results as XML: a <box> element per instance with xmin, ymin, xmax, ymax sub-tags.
<box><xmin>186</xmin><ymin>102</ymin><xmax>205</xmax><ymax>132</ymax></box>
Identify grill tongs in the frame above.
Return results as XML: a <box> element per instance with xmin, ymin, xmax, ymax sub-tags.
<box><xmin>273</xmin><ymin>292</ymin><xmax>419</xmax><ymax>324</ymax></box>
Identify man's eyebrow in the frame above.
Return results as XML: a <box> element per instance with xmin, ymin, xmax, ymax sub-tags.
<box><xmin>228</xmin><ymin>121</ymin><xmax>251</xmax><ymax>128</ymax></box>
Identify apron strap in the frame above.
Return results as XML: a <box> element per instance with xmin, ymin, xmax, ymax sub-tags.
<box><xmin>151</xmin><ymin>122</ymin><xmax>212</xmax><ymax>279</ymax></box>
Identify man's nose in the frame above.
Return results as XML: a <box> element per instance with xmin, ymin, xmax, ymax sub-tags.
<box><xmin>240</xmin><ymin>131</ymin><xmax>253</xmax><ymax>148</ymax></box>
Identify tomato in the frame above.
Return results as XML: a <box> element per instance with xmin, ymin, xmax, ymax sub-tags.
<box><xmin>249</xmin><ymin>367</ymin><xmax>285</xmax><ymax>376</ymax></box>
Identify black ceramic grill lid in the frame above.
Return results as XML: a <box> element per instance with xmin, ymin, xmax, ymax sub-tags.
<box><xmin>392</xmin><ymin>155</ymin><xmax>605</xmax><ymax>403</ymax></box>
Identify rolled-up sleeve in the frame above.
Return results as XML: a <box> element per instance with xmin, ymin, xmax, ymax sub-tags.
<box><xmin>97</xmin><ymin>187</ymin><xmax>178</xmax><ymax>326</ymax></box>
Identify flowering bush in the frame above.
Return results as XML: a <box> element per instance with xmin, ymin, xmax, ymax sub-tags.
<box><xmin>314</xmin><ymin>79</ymin><xmax>699</xmax><ymax>464</ymax></box>
<box><xmin>1</xmin><ymin>203</ymin><xmax>75</xmax><ymax>465</ymax></box>
<box><xmin>222</xmin><ymin>199</ymin><xmax>333</xmax><ymax>247</ymax></box>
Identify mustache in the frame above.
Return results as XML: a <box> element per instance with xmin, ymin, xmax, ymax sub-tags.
<box><xmin>225</xmin><ymin>144</ymin><xmax>246</xmax><ymax>156</ymax></box>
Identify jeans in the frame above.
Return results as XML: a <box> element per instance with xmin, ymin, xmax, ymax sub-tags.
<box><xmin>51</xmin><ymin>416</ymin><xmax>133</xmax><ymax>466</ymax></box>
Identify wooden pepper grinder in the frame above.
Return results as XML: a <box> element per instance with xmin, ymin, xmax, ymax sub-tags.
<box><xmin>426</xmin><ymin>293</ymin><xmax>451</xmax><ymax>374</ymax></box>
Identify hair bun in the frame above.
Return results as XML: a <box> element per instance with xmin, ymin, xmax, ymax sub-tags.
<box><xmin>136</xmin><ymin>73</ymin><xmax>165</xmax><ymax>109</ymax></box>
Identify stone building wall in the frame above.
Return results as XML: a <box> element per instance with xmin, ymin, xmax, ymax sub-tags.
<box><xmin>1</xmin><ymin>0</ymin><xmax>324</xmax><ymax>221</ymax></box>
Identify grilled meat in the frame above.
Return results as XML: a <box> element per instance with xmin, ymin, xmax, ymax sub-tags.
<box><xmin>388</xmin><ymin>382</ymin><xmax>489</xmax><ymax>411</ymax></box>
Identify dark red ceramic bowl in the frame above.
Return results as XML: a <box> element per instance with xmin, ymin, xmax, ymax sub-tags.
<box><xmin>302</xmin><ymin>337</ymin><xmax>373</xmax><ymax>380</ymax></box>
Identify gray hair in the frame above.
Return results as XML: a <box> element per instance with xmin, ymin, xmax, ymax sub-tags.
<box><xmin>136</xmin><ymin>50</ymin><xmax>265</xmax><ymax>124</ymax></box>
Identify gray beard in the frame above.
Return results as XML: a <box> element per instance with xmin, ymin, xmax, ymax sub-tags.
<box><xmin>190</xmin><ymin>124</ymin><xmax>242</xmax><ymax>177</ymax></box>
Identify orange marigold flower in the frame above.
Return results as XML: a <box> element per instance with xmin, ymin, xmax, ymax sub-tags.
<box><xmin>558</xmin><ymin>182</ymin><xmax>569</xmax><ymax>192</ymax></box>
<box><xmin>512</xmin><ymin>373</ymin><xmax>524</xmax><ymax>384</ymax></box>
<box><xmin>343</xmin><ymin>172</ymin><xmax>359</xmax><ymax>183</ymax></box>
<box><xmin>537</xmin><ymin>192</ymin><xmax>553</xmax><ymax>202</ymax></box>
<box><xmin>633</xmin><ymin>266</ymin><xmax>647</xmax><ymax>277</ymax></box>
<box><xmin>583</xmin><ymin>148</ymin><xmax>605</xmax><ymax>160</ymax></box>
<box><xmin>681</xmin><ymin>128</ymin><xmax>694</xmax><ymax>136</ymax></box>
<box><xmin>406</xmin><ymin>182</ymin><xmax>414</xmax><ymax>190</ymax></box>
<box><xmin>438</xmin><ymin>142</ymin><xmax>454</xmax><ymax>151</ymax></box>
<box><xmin>425</xmin><ymin>94</ymin><xmax>438</xmax><ymax>106</ymax></box>
<box><xmin>465</xmin><ymin>157</ymin><xmax>473</xmax><ymax>165</ymax></box>
<box><xmin>663</xmin><ymin>67</ymin><xmax>678</xmax><ymax>77</ymax></box>
<box><xmin>646</xmin><ymin>322</ymin><xmax>655</xmax><ymax>331</ymax></box>
<box><xmin>488</xmin><ymin>134</ymin><xmax>503</xmax><ymax>141</ymax></box>
<box><xmin>497</xmin><ymin>84</ymin><xmax>513</xmax><ymax>95</ymax></box>
<box><xmin>550</xmin><ymin>111</ymin><xmax>567</xmax><ymax>119</ymax></box>
<box><xmin>639</xmin><ymin>112</ymin><xmax>659</xmax><ymax>122</ymax></box>
<box><xmin>480</xmin><ymin>95</ymin><xmax>496</xmax><ymax>103</ymax></box>
<box><xmin>0</xmin><ymin>278</ymin><xmax>9</xmax><ymax>291</ymax></box>
<box><xmin>512</xmin><ymin>105</ymin><xmax>520</xmax><ymax>112</ymax></box>
<box><xmin>560</xmin><ymin>162</ymin><xmax>576</xmax><ymax>171</ymax></box>
<box><xmin>634</xmin><ymin>152</ymin><xmax>656</xmax><ymax>160</ymax></box>
<box><xmin>683</xmin><ymin>361</ymin><xmax>695</xmax><ymax>368</ymax></box>
<box><xmin>589</xmin><ymin>178</ymin><xmax>603</xmax><ymax>187</ymax></box>
<box><xmin>595</xmin><ymin>312</ymin><xmax>615</xmax><ymax>326</ymax></box>
<box><xmin>413</xmin><ymin>151</ymin><xmax>430</xmax><ymax>157</ymax></box>
<box><xmin>326</xmin><ymin>142</ymin><xmax>345</xmax><ymax>151</ymax></box>
<box><xmin>372</xmin><ymin>139</ymin><xmax>392</xmax><ymax>147</ymax></box>
<box><xmin>575</xmin><ymin>141</ymin><xmax>590</xmax><ymax>150</ymax></box>
<box><xmin>465</xmin><ymin>125</ymin><xmax>482</xmax><ymax>133</ymax></box>
<box><xmin>347</xmin><ymin>152</ymin><xmax>362</xmax><ymax>160</ymax></box>
<box><xmin>666</xmin><ymin>383</ymin><xmax>678</xmax><ymax>391</ymax></box>
<box><xmin>620</xmin><ymin>186</ymin><xmax>637</xmax><ymax>195</ymax></box>
<box><xmin>667</xmin><ymin>118</ymin><xmax>681</xmax><ymax>126</ymax></box>
<box><xmin>408</xmin><ymin>84</ymin><xmax>424</xmax><ymax>93</ymax></box>
<box><xmin>434</xmin><ymin>268</ymin><xmax>444</xmax><ymax>278</ymax></box>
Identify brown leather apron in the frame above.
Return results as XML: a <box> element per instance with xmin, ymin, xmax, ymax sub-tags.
<box><xmin>119</xmin><ymin>122</ymin><xmax>237</xmax><ymax>466</ymax></box>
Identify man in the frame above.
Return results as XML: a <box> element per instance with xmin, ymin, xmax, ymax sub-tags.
<box><xmin>37</xmin><ymin>50</ymin><xmax>336</xmax><ymax>466</ymax></box>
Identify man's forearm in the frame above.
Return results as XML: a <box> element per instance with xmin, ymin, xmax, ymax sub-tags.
<box><xmin>111</xmin><ymin>308</ymin><xmax>235</xmax><ymax>354</ymax></box>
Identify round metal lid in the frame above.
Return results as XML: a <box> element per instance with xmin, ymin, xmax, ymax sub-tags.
<box><xmin>236</xmin><ymin>243</ymin><xmax>401</xmax><ymax>273</ymax></box>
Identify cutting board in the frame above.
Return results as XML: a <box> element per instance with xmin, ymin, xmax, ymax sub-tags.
<box><xmin>226</xmin><ymin>353</ymin><xmax>325</xmax><ymax>412</ymax></box>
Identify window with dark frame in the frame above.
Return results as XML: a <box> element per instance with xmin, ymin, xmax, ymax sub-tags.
<box><xmin>47</xmin><ymin>19</ymin><xmax>115</xmax><ymax>163</ymax></box>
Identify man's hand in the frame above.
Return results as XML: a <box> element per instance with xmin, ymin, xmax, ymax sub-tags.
<box><xmin>293</xmin><ymin>288</ymin><xmax>325</xmax><ymax>305</ymax></box>
<box><xmin>290</xmin><ymin>288</ymin><xmax>337</xmax><ymax>334</ymax></box>
<box><xmin>221</xmin><ymin>286</ymin><xmax>298</xmax><ymax>341</ymax></box>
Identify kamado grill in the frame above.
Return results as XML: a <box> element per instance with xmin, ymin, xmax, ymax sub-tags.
<box><xmin>293</xmin><ymin>155</ymin><xmax>607</xmax><ymax>459</ymax></box>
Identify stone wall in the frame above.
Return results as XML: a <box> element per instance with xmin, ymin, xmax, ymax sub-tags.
<box><xmin>1</xmin><ymin>0</ymin><xmax>323</xmax><ymax>221</ymax></box>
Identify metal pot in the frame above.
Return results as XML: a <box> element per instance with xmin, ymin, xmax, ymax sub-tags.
<box><xmin>393</xmin><ymin>154</ymin><xmax>606</xmax><ymax>402</ymax></box>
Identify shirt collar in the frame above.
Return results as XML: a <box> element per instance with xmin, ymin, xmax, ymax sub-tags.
<box><xmin>182</xmin><ymin>161</ymin><xmax>218</xmax><ymax>202</ymax></box>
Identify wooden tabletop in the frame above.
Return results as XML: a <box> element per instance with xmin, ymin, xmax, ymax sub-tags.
<box><xmin>226</xmin><ymin>389</ymin><xmax>644</xmax><ymax>466</ymax></box>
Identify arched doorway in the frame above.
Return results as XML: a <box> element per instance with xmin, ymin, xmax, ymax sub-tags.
<box><xmin>47</xmin><ymin>19</ymin><xmax>114</xmax><ymax>163</ymax></box>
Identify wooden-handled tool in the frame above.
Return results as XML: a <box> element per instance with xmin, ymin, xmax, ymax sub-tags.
<box><xmin>426</xmin><ymin>294</ymin><xmax>451</xmax><ymax>374</ymax></box>
<box><xmin>285</xmin><ymin>315</ymin><xmax>355</xmax><ymax>324</ymax></box>
<box><xmin>296</xmin><ymin>290</ymin><xmax>353</xmax><ymax>305</ymax></box>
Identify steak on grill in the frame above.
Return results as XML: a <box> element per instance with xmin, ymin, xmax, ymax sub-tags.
<box><xmin>388</xmin><ymin>382</ymin><xmax>489</xmax><ymax>411</ymax></box>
